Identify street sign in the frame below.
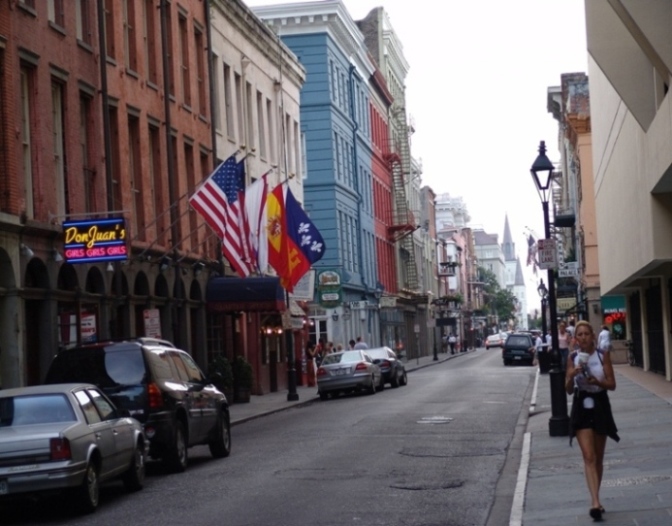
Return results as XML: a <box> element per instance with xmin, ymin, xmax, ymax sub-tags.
<box><xmin>558</xmin><ymin>268</ymin><xmax>578</xmax><ymax>278</ymax></box>
<box><xmin>537</xmin><ymin>238</ymin><xmax>557</xmax><ymax>270</ymax></box>
<box><xmin>348</xmin><ymin>300</ymin><xmax>368</xmax><ymax>309</ymax></box>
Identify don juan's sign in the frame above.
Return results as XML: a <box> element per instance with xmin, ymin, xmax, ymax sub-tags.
<box><xmin>63</xmin><ymin>218</ymin><xmax>128</xmax><ymax>264</ymax></box>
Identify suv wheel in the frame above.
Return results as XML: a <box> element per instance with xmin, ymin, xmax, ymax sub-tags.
<box><xmin>165</xmin><ymin>420</ymin><xmax>188</xmax><ymax>473</ymax></box>
<box><xmin>209</xmin><ymin>411</ymin><xmax>231</xmax><ymax>459</ymax></box>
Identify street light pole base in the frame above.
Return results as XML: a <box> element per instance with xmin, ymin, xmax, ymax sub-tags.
<box><xmin>287</xmin><ymin>392</ymin><xmax>299</xmax><ymax>402</ymax></box>
<box><xmin>548</xmin><ymin>415</ymin><xmax>569</xmax><ymax>437</ymax></box>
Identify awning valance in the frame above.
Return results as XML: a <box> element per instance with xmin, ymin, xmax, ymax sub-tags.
<box><xmin>206</xmin><ymin>277</ymin><xmax>286</xmax><ymax>312</ymax></box>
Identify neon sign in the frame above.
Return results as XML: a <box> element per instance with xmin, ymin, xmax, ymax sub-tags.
<box><xmin>63</xmin><ymin>218</ymin><xmax>128</xmax><ymax>264</ymax></box>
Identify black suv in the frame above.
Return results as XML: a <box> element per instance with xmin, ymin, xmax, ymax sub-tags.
<box><xmin>502</xmin><ymin>333</ymin><xmax>535</xmax><ymax>366</ymax></box>
<box><xmin>45</xmin><ymin>338</ymin><xmax>230</xmax><ymax>472</ymax></box>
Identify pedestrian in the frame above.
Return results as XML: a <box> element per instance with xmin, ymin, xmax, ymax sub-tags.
<box><xmin>325</xmin><ymin>341</ymin><xmax>334</xmax><ymax>355</ymax></box>
<box><xmin>597</xmin><ymin>325</ymin><xmax>611</xmax><ymax>352</ymax></box>
<box><xmin>348</xmin><ymin>339</ymin><xmax>356</xmax><ymax>350</ymax></box>
<box><xmin>565</xmin><ymin>320</ymin><xmax>619</xmax><ymax>522</ymax></box>
<box><xmin>336</xmin><ymin>343</ymin><xmax>344</xmax><ymax>351</ymax></box>
<box><xmin>448</xmin><ymin>334</ymin><xmax>457</xmax><ymax>354</ymax></box>
<box><xmin>558</xmin><ymin>322</ymin><xmax>571</xmax><ymax>371</ymax></box>
<box><xmin>305</xmin><ymin>342</ymin><xmax>316</xmax><ymax>387</ymax></box>
<box><xmin>315</xmin><ymin>338</ymin><xmax>325</xmax><ymax>367</ymax></box>
<box><xmin>353</xmin><ymin>336</ymin><xmax>369</xmax><ymax>349</ymax></box>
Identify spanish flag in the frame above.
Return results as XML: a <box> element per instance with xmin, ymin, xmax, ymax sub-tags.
<box><xmin>266</xmin><ymin>184</ymin><xmax>315</xmax><ymax>292</ymax></box>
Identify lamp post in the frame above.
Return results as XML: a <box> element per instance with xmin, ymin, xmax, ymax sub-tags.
<box><xmin>531</xmin><ymin>140</ymin><xmax>569</xmax><ymax>437</ymax></box>
<box><xmin>537</xmin><ymin>279</ymin><xmax>548</xmax><ymax>339</ymax></box>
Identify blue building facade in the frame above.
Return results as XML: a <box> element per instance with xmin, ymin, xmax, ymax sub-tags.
<box><xmin>253</xmin><ymin>3</ymin><xmax>384</xmax><ymax>346</ymax></box>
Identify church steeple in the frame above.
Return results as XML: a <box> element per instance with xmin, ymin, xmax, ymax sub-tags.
<box><xmin>502</xmin><ymin>214</ymin><xmax>515</xmax><ymax>261</ymax></box>
<box><xmin>515</xmin><ymin>257</ymin><xmax>525</xmax><ymax>286</ymax></box>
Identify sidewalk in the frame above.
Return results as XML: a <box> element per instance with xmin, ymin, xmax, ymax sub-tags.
<box><xmin>228</xmin><ymin>349</ymin><xmax>474</xmax><ymax>425</ymax></box>
<box><xmin>518</xmin><ymin>365</ymin><xmax>672</xmax><ymax>525</ymax></box>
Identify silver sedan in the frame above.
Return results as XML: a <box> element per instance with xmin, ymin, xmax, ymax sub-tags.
<box><xmin>316</xmin><ymin>350</ymin><xmax>382</xmax><ymax>400</ymax></box>
<box><xmin>0</xmin><ymin>383</ymin><xmax>148</xmax><ymax>513</ymax></box>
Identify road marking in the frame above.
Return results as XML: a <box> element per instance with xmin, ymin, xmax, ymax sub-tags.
<box><xmin>529</xmin><ymin>368</ymin><xmax>540</xmax><ymax>414</ymax></box>
<box><xmin>509</xmin><ymin>432</ymin><xmax>531</xmax><ymax>526</ymax></box>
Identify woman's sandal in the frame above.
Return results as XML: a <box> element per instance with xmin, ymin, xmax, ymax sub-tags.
<box><xmin>589</xmin><ymin>507</ymin><xmax>603</xmax><ymax>521</ymax></box>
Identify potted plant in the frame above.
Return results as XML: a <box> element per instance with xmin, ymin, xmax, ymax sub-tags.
<box><xmin>232</xmin><ymin>355</ymin><xmax>253</xmax><ymax>403</ymax></box>
<box><xmin>207</xmin><ymin>354</ymin><xmax>234</xmax><ymax>403</ymax></box>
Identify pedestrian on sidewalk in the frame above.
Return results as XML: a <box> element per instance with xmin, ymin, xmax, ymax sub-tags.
<box><xmin>558</xmin><ymin>322</ymin><xmax>571</xmax><ymax>371</ymax></box>
<box><xmin>565</xmin><ymin>320</ymin><xmax>619</xmax><ymax>522</ymax></box>
<box><xmin>448</xmin><ymin>334</ymin><xmax>457</xmax><ymax>355</ymax></box>
<box><xmin>353</xmin><ymin>336</ymin><xmax>369</xmax><ymax>349</ymax></box>
<box><xmin>305</xmin><ymin>342</ymin><xmax>317</xmax><ymax>387</ymax></box>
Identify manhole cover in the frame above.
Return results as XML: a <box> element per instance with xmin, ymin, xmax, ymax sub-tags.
<box><xmin>417</xmin><ymin>416</ymin><xmax>453</xmax><ymax>425</ymax></box>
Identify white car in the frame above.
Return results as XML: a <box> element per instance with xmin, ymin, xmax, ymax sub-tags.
<box><xmin>0</xmin><ymin>383</ymin><xmax>147</xmax><ymax>513</ymax></box>
<box><xmin>485</xmin><ymin>334</ymin><xmax>504</xmax><ymax>349</ymax></box>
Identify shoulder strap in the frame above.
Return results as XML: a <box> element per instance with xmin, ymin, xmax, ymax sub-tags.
<box><xmin>596</xmin><ymin>349</ymin><xmax>604</xmax><ymax>364</ymax></box>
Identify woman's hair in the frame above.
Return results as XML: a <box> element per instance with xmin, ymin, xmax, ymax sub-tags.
<box><xmin>575</xmin><ymin>320</ymin><xmax>594</xmax><ymax>334</ymax></box>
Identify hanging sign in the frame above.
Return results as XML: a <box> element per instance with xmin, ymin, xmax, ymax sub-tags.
<box><xmin>537</xmin><ymin>238</ymin><xmax>557</xmax><ymax>270</ymax></box>
<box><xmin>63</xmin><ymin>217</ymin><xmax>128</xmax><ymax>264</ymax></box>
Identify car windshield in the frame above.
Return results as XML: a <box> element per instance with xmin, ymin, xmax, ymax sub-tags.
<box><xmin>366</xmin><ymin>349</ymin><xmax>390</xmax><ymax>359</ymax></box>
<box><xmin>322</xmin><ymin>351</ymin><xmax>362</xmax><ymax>365</ymax></box>
<box><xmin>507</xmin><ymin>335</ymin><xmax>530</xmax><ymax>346</ymax></box>
<box><xmin>0</xmin><ymin>394</ymin><xmax>76</xmax><ymax>427</ymax></box>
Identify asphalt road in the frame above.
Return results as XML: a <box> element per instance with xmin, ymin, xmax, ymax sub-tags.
<box><xmin>1</xmin><ymin>348</ymin><xmax>536</xmax><ymax>526</ymax></box>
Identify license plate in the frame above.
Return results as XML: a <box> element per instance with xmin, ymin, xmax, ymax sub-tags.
<box><xmin>0</xmin><ymin>479</ymin><xmax>7</xmax><ymax>495</ymax></box>
<box><xmin>514</xmin><ymin>356</ymin><xmax>521</xmax><ymax>360</ymax></box>
<box><xmin>334</xmin><ymin>368</ymin><xmax>349</xmax><ymax>376</ymax></box>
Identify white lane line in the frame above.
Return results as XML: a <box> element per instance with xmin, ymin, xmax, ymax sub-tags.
<box><xmin>509</xmin><ymin>432</ymin><xmax>531</xmax><ymax>526</ymax></box>
<box><xmin>529</xmin><ymin>368</ymin><xmax>540</xmax><ymax>414</ymax></box>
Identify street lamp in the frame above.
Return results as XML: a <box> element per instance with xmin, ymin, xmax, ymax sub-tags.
<box><xmin>531</xmin><ymin>140</ymin><xmax>569</xmax><ymax>437</ymax></box>
<box><xmin>537</xmin><ymin>278</ymin><xmax>548</xmax><ymax>339</ymax></box>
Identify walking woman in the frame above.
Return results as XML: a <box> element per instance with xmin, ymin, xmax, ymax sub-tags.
<box><xmin>305</xmin><ymin>342</ymin><xmax>317</xmax><ymax>387</ymax></box>
<box><xmin>565</xmin><ymin>320</ymin><xmax>619</xmax><ymax>522</ymax></box>
<box><xmin>558</xmin><ymin>322</ymin><xmax>571</xmax><ymax>371</ymax></box>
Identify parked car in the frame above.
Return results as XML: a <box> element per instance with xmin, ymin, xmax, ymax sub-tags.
<box><xmin>0</xmin><ymin>383</ymin><xmax>147</xmax><ymax>513</ymax></box>
<box><xmin>502</xmin><ymin>333</ymin><xmax>536</xmax><ymax>366</ymax></box>
<box><xmin>316</xmin><ymin>350</ymin><xmax>382</xmax><ymax>400</ymax></box>
<box><xmin>485</xmin><ymin>334</ymin><xmax>504</xmax><ymax>349</ymax></box>
<box><xmin>45</xmin><ymin>338</ymin><xmax>231</xmax><ymax>473</ymax></box>
<box><xmin>366</xmin><ymin>347</ymin><xmax>408</xmax><ymax>388</ymax></box>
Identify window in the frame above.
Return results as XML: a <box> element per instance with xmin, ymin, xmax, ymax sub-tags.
<box><xmin>143</xmin><ymin>0</ymin><xmax>157</xmax><ymax>84</ymax></box>
<box><xmin>74</xmin><ymin>390</ymin><xmax>101</xmax><ymax>424</ymax></box>
<box><xmin>104</xmin><ymin>0</ymin><xmax>116</xmax><ymax>59</ymax></box>
<box><xmin>223</xmin><ymin>63</ymin><xmax>234</xmax><ymax>138</ymax></box>
<box><xmin>123</xmin><ymin>0</ymin><xmax>138</xmax><ymax>72</ymax></box>
<box><xmin>178</xmin><ymin>13</ymin><xmax>190</xmax><ymax>106</ymax></box>
<box><xmin>75</xmin><ymin>0</ymin><xmax>91</xmax><ymax>45</ymax></box>
<box><xmin>20</xmin><ymin>66</ymin><xmax>35</xmax><ymax>219</ymax></box>
<box><xmin>79</xmin><ymin>92</ymin><xmax>95</xmax><ymax>213</ymax></box>
<box><xmin>47</xmin><ymin>0</ymin><xmax>65</xmax><ymax>28</ymax></box>
<box><xmin>293</xmin><ymin>120</ymin><xmax>301</xmax><ymax>179</ymax></box>
<box><xmin>87</xmin><ymin>389</ymin><xmax>115</xmax><ymax>420</ymax></box>
<box><xmin>128</xmin><ymin>113</ymin><xmax>144</xmax><ymax>240</ymax></box>
<box><xmin>266</xmin><ymin>97</ymin><xmax>275</xmax><ymax>163</ymax></box>
<box><xmin>235</xmin><ymin>73</ymin><xmax>243</xmax><ymax>144</ymax></box>
<box><xmin>211</xmin><ymin>55</ymin><xmax>220</xmax><ymax>130</ymax></box>
<box><xmin>194</xmin><ymin>26</ymin><xmax>206</xmax><ymax>116</ymax></box>
<box><xmin>257</xmin><ymin>91</ymin><xmax>266</xmax><ymax>159</ymax></box>
<box><xmin>148</xmin><ymin>123</ymin><xmax>166</xmax><ymax>245</ymax></box>
<box><xmin>246</xmin><ymin>82</ymin><xmax>254</xmax><ymax>150</ymax></box>
<box><xmin>108</xmin><ymin>105</ymin><xmax>122</xmax><ymax>211</ymax></box>
<box><xmin>51</xmin><ymin>80</ymin><xmax>68</xmax><ymax>216</ymax></box>
<box><xmin>184</xmin><ymin>142</ymin><xmax>197</xmax><ymax>251</ymax></box>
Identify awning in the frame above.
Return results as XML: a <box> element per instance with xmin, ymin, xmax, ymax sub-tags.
<box><xmin>206</xmin><ymin>277</ymin><xmax>286</xmax><ymax>312</ymax></box>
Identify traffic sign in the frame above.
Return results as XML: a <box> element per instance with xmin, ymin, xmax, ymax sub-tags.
<box><xmin>537</xmin><ymin>238</ymin><xmax>557</xmax><ymax>270</ymax></box>
<box><xmin>558</xmin><ymin>268</ymin><xmax>578</xmax><ymax>278</ymax></box>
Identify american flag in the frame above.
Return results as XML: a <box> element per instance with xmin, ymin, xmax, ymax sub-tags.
<box><xmin>189</xmin><ymin>155</ymin><xmax>253</xmax><ymax>277</ymax></box>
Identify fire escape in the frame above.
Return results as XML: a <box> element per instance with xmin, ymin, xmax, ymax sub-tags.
<box><xmin>385</xmin><ymin>104</ymin><xmax>419</xmax><ymax>293</ymax></box>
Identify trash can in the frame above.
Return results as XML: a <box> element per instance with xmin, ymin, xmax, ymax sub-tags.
<box><xmin>537</xmin><ymin>350</ymin><xmax>552</xmax><ymax>374</ymax></box>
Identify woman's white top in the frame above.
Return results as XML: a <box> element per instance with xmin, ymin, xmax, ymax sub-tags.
<box><xmin>573</xmin><ymin>349</ymin><xmax>605</xmax><ymax>393</ymax></box>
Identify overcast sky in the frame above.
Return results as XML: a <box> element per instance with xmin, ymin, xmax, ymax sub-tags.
<box><xmin>244</xmin><ymin>0</ymin><xmax>589</xmax><ymax>313</ymax></box>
